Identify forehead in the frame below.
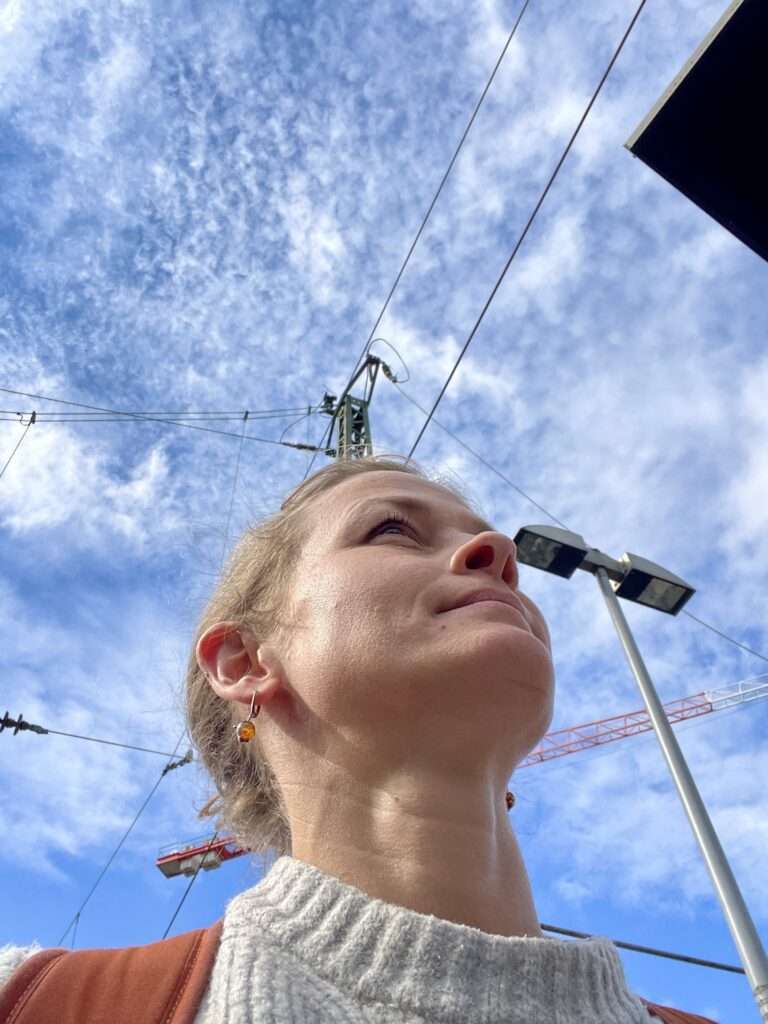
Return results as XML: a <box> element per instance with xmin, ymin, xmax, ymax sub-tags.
<box><xmin>310</xmin><ymin>470</ymin><xmax>493</xmax><ymax>535</ymax></box>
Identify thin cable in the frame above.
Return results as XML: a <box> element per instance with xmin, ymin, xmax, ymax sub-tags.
<box><xmin>161</xmin><ymin>405</ymin><xmax>257</xmax><ymax>929</ymax></box>
<box><xmin>0</xmin><ymin>416</ymin><xmax>34</xmax><ymax>481</ymax></box>
<box><xmin>56</xmin><ymin>730</ymin><xmax>187</xmax><ymax>946</ymax></box>
<box><xmin>163</xmin><ymin>423</ymin><xmax>250</xmax><ymax>937</ymax></box>
<box><xmin>541</xmin><ymin>923</ymin><xmax>744</xmax><ymax>974</ymax></box>
<box><xmin>682</xmin><ymin>611</ymin><xmax>768</xmax><ymax>665</ymax></box>
<box><xmin>395</xmin><ymin>383</ymin><xmax>570</xmax><ymax>527</ymax></box>
<box><xmin>0</xmin><ymin>410</ymin><xmax>309</xmax><ymax>422</ymax></box>
<box><xmin>0</xmin><ymin>416</ymin><xmax>295</xmax><ymax>425</ymax></box>
<box><xmin>369</xmin><ymin>337</ymin><xmax>411</xmax><ymax>384</ymax></box>
<box><xmin>407</xmin><ymin>0</ymin><xmax>649</xmax><ymax>459</ymax></box>
<box><xmin>300</xmin><ymin>0</ymin><xmax>532</xmax><ymax>482</ymax></box>
<box><xmin>161</xmin><ymin>832</ymin><xmax>220</xmax><ymax>939</ymax></box>
<box><xmin>44</xmin><ymin>727</ymin><xmax>180</xmax><ymax>759</ymax></box>
<box><xmin>279</xmin><ymin>406</ymin><xmax>315</xmax><ymax>444</ymax></box>
<box><xmin>0</xmin><ymin>400</ymin><xmax>312</xmax><ymax>417</ymax></box>
<box><xmin>394</xmin><ymin>383</ymin><xmax>768</xmax><ymax>664</ymax></box>
<box><xmin>0</xmin><ymin>387</ymin><xmax>319</xmax><ymax>447</ymax></box>
<box><xmin>221</xmin><ymin>412</ymin><xmax>249</xmax><ymax>565</ymax></box>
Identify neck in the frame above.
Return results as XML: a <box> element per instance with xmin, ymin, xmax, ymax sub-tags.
<box><xmin>289</xmin><ymin>785</ymin><xmax>541</xmax><ymax>939</ymax></box>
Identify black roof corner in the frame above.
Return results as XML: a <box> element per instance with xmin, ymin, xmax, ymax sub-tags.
<box><xmin>626</xmin><ymin>0</ymin><xmax>768</xmax><ymax>263</ymax></box>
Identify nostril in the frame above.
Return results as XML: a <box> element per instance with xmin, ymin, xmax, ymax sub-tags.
<box><xmin>466</xmin><ymin>545</ymin><xmax>495</xmax><ymax>570</ymax></box>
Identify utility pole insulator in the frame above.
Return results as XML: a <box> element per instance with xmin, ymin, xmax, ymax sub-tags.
<box><xmin>162</xmin><ymin>748</ymin><xmax>194</xmax><ymax>776</ymax></box>
<box><xmin>0</xmin><ymin>711</ymin><xmax>48</xmax><ymax>736</ymax></box>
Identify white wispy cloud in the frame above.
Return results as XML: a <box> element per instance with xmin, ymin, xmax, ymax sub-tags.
<box><xmin>1</xmin><ymin>2</ymin><xmax>766</xmax><ymax>1015</ymax></box>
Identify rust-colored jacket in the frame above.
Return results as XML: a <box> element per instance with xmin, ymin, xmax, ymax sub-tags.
<box><xmin>0</xmin><ymin>921</ymin><xmax>716</xmax><ymax>1024</ymax></box>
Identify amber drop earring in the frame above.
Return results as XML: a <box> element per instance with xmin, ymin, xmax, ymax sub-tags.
<box><xmin>235</xmin><ymin>691</ymin><xmax>260</xmax><ymax>742</ymax></box>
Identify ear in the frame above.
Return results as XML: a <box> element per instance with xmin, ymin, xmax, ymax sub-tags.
<box><xmin>196</xmin><ymin>621</ymin><xmax>284</xmax><ymax>708</ymax></box>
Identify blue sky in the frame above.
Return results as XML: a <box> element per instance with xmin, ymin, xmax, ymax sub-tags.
<box><xmin>2</xmin><ymin>0</ymin><xmax>767</xmax><ymax>1020</ymax></box>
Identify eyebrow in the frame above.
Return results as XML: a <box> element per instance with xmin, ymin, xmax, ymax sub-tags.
<box><xmin>342</xmin><ymin>495</ymin><xmax>495</xmax><ymax>536</ymax></box>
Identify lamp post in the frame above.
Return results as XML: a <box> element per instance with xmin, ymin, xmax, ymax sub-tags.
<box><xmin>514</xmin><ymin>525</ymin><xmax>768</xmax><ymax>1022</ymax></box>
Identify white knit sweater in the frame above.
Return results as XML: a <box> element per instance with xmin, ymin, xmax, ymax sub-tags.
<box><xmin>2</xmin><ymin>855</ymin><xmax>664</xmax><ymax>1022</ymax></box>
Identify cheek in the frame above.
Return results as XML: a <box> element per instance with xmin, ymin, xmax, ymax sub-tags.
<box><xmin>292</xmin><ymin>572</ymin><xmax>370</xmax><ymax>649</ymax></box>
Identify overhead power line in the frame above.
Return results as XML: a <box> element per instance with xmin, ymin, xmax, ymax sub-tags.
<box><xmin>56</xmin><ymin>416</ymin><xmax>260</xmax><ymax>944</ymax></box>
<box><xmin>0</xmin><ymin>408</ymin><xmax>310</xmax><ymax>419</ymax></box>
<box><xmin>301</xmin><ymin>0</ymin><xmax>532</xmax><ymax>482</ymax></box>
<box><xmin>681</xmin><ymin>610</ymin><xmax>768</xmax><ymax>665</ymax></box>
<box><xmin>407</xmin><ymin>0</ymin><xmax>650</xmax><ymax>459</ymax></box>
<box><xmin>394</xmin><ymin>382</ymin><xmax>768</xmax><ymax>666</ymax></box>
<box><xmin>541</xmin><ymin>923</ymin><xmax>744</xmax><ymax>975</ymax></box>
<box><xmin>0</xmin><ymin>412</ymin><xmax>35</xmax><ymax>481</ymax></box>
<box><xmin>222</xmin><ymin>412</ymin><xmax>249</xmax><ymax>565</ymax></box>
<box><xmin>0</xmin><ymin>710</ymin><xmax>185</xmax><ymax>760</ymax></box>
<box><xmin>0</xmin><ymin>386</ymin><xmax>322</xmax><ymax>449</ymax></box>
<box><xmin>161</xmin><ymin>832</ymin><xmax>220</xmax><ymax>940</ymax></box>
<box><xmin>161</xmin><ymin>393</ymin><xmax>255</xmax><ymax>938</ymax></box>
<box><xmin>395</xmin><ymin>382</ymin><xmax>570</xmax><ymax>527</ymax></box>
<box><xmin>56</xmin><ymin>728</ymin><xmax>189</xmax><ymax>947</ymax></box>
<box><xmin>55</xmin><ymin>361</ymin><xmax>258</xmax><ymax>945</ymax></box>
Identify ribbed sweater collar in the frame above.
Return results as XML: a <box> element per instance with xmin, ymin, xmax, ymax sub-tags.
<box><xmin>224</xmin><ymin>854</ymin><xmax>648</xmax><ymax>1023</ymax></box>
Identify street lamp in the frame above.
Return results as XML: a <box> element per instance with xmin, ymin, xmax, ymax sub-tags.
<box><xmin>514</xmin><ymin>525</ymin><xmax>768</xmax><ymax>1022</ymax></box>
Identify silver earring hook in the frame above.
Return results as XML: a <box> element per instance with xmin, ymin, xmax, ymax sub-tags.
<box><xmin>248</xmin><ymin>690</ymin><xmax>260</xmax><ymax>719</ymax></box>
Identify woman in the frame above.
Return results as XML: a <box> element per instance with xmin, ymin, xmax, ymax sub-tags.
<box><xmin>0</xmin><ymin>455</ymin><xmax>715</xmax><ymax>1022</ymax></box>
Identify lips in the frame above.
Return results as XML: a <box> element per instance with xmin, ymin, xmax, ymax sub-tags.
<box><xmin>442</xmin><ymin>588</ymin><xmax>528</xmax><ymax>618</ymax></box>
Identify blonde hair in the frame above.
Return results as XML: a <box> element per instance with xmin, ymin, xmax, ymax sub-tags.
<box><xmin>185</xmin><ymin>454</ymin><xmax>473</xmax><ymax>857</ymax></box>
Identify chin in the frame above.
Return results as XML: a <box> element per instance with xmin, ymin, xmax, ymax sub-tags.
<box><xmin>478</xmin><ymin>628</ymin><xmax>554</xmax><ymax>688</ymax></box>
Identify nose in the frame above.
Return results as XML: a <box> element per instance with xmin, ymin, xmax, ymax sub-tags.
<box><xmin>449</xmin><ymin>531</ymin><xmax>519</xmax><ymax>590</ymax></box>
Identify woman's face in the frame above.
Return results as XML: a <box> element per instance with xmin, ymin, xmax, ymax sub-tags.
<box><xmin>277</xmin><ymin>470</ymin><xmax>554</xmax><ymax>779</ymax></box>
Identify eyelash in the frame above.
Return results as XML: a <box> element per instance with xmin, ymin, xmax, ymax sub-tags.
<box><xmin>369</xmin><ymin>513</ymin><xmax>415</xmax><ymax>538</ymax></box>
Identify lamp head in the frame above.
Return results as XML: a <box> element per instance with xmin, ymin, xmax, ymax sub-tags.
<box><xmin>513</xmin><ymin>525</ymin><xmax>590</xmax><ymax>578</ymax></box>
<box><xmin>614</xmin><ymin>553</ymin><xmax>695</xmax><ymax>615</ymax></box>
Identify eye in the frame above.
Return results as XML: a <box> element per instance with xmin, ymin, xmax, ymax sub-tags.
<box><xmin>368</xmin><ymin>513</ymin><xmax>415</xmax><ymax>538</ymax></box>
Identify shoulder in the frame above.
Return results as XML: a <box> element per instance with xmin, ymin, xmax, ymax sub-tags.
<box><xmin>642</xmin><ymin>996</ymin><xmax>719</xmax><ymax>1023</ymax></box>
<box><xmin>0</xmin><ymin>944</ymin><xmax>43</xmax><ymax>989</ymax></box>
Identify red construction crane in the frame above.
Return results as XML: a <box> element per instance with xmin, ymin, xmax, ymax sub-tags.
<box><xmin>156</xmin><ymin>835</ymin><xmax>247</xmax><ymax>878</ymax></box>
<box><xmin>518</xmin><ymin>673</ymin><xmax>768</xmax><ymax>769</ymax></box>
<box><xmin>155</xmin><ymin>674</ymin><xmax>768</xmax><ymax>876</ymax></box>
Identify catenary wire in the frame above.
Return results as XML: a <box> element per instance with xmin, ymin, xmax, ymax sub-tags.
<box><xmin>0</xmin><ymin>409</ymin><xmax>309</xmax><ymax>417</ymax></box>
<box><xmin>161</xmin><ymin>832</ymin><xmax>220</xmax><ymax>940</ymax></box>
<box><xmin>395</xmin><ymin>381</ymin><xmax>768</xmax><ymax>665</ymax></box>
<box><xmin>407</xmin><ymin>0</ymin><xmax>649</xmax><ymax>460</ymax></box>
<box><xmin>221</xmin><ymin>412</ymin><xmax>249</xmax><ymax>564</ymax></box>
<box><xmin>368</xmin><ymin>337</ymin><xmax>411</xmax><ymax>384</ymax></box>
<box><xmin>160</xmin><ymin>399</ymin><xmax>256</xmax><ymax>937</ymax></box>
<box><xmin>540</xmin><ymin>924</ymin><xmax>743</xmax><ymax>975</ymax></box>
<box><xmin>56</xmin><ymin>729</ymin><xmax>188</xmax><ymax>947</ymax></box>
<box><xmin>300</xmin><ymin>0</ymin><xmax>532</xmax><ymax>483</ymax></box>
<box><xmin>0</xmin><ymin>417</ymin><xmax>34</xmax><ymax>482</ymax></box>
<box><xmin>54</xmin><ymin>386</ymin><xmax>252</xmax><ymax>944</ymax></box>
<box><xmin>395</xmin><ymin>382</ymin><xmax>571</xmax><ymax>528</ymax></box>
<box><xmin>280</xmin><ymin>406</ymin><xmax>318</xmax><ymax>445</ymax></box>
<box><xmin>0</xmin><ymin>416</ymin><xmax>281</xmax><ymax>423</ymax></box>
<box><xmin>0</xmin><ymin>387</ymin><xmax>321</xmax><ymax>446</ymax></box>
<box><xmin>0</xmin><ymin>408</ymin><xmax>309</xmax><ymax>417</ymax></box>
<box><xmin>29</xmin><ymin>726</ymin><xmax>179</xmax><ymax>759</ymax></box>
<box><xmin>681</xmin><ymin>610</ymin><xmax>768</xmax><ymax>665</ymax></box>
